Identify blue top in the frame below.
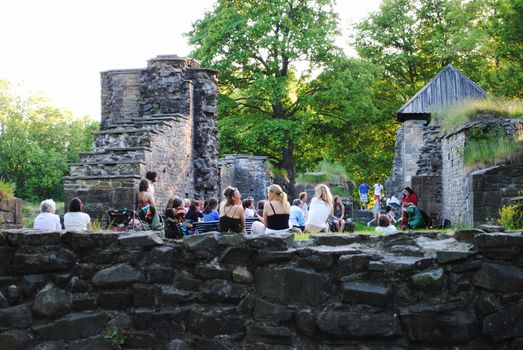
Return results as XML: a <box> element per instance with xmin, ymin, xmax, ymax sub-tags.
<box><xmin>289</xmin><ymin>205</ymin><xmax>305</xmax><ymax>227</ymax></box>
<box><xmin>203</xmin><ymin>210</ymin><xmax>220</xmax><ymax>222</ymax></box>
<box><xmin>358</xmin><ymin>182</ymin><xmax>370</xmax><ymax>194</ymax></box>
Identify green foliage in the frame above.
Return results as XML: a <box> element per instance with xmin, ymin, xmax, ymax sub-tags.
<box><xmin>0</xmin><ymin>80</ymin><xmax>98</xmax><ymax>201</ymax></box>
<box><xmin>352</xmin><ymin>0</ymin><xmax>523</xmax><ymax>100</ymax></box>
<box><xmin>464</xmin><ymin>127</ymin><xmax>523</xmax><ymax>167</ymax></box>
<box><xmin>0</xmin><ymin>180</ymin><xmax>14</xmax><ymax>199</ymax></box>
<box><xmin>432</xmin><ymin>98</ymin><xmax>523</xmax><ymax>133</ymax></box>
<box><xmin>103</xmin><ymin>327</ymin><xmax>125</xmax><ymax>350</ymax></box>
<box><xmin>90</xmin><ymin>218</ymin><xmax>103</xmax><ymax>231</ymax></box>
<box><xmin>498</xmin><ymin>202</ymin><xmax>523</xmax><ymax>230</ymax></box>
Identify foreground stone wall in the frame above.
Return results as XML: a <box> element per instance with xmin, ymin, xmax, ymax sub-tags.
<box><xmin>1</xmin><ymin>228</ymin><xmax>523</xmax><ymax>349</ymax></box>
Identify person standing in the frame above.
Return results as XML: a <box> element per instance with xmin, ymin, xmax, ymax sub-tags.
<box><xmin>145</xmin><ymin>171</ymin><xmax>157</xmax><ymax>200</ymax></box>
<box><xmin>373</xmin><ymin>179</ymin><xmax>384</xmax><ymax>203</ymax></box>
<box><xmin>358</xmin><ymin>180</ymin><xmax>370</xmax><ymax>210</ymax></box>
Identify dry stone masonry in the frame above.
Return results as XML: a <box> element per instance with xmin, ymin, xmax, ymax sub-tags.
<box><xmin>64</xmin><ymin>56</ymin><xmax>220</xmax><ymax>221</ymax></box>
<box><xmin>1</xmin><ymin>228</ymin><xmax>523</xmax><ymax>349</ymax></box>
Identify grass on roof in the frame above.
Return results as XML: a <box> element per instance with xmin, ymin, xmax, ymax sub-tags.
<box><xmin>431</xmin><ymin>98</ymin><xmax>523</xmax><ymax>134</ymax></box>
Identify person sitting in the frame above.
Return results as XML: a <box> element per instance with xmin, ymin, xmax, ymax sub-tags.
<box><xmin>34</xmin><ymin>199</ymin><xmax>62</xmax><ymax>231</ymax></box>
<box><xmin>262</xmin><ymin>184</ymin><xmax>291</xmax><ymax>234</ymax></box>
<box><xmin>243</xmin><ymin>198</ymin><xmax>256</xmax><ymax>219</ymax></box>
<box><xmin>137</xmin><ymin>179</ymin><xmax>156</xmax><ymax>209</ymax></box>
<box><xmin>202</xmin><ymin>197</ymin><xmax>220</xmax><ymax>222</ymax></box>
<box><xmin>375</xmin><ymin>214</ymin><xmax>398</xmax><ymax>233</ymax></box>
<box><xmin>404</xmin><ymin>204</ymin><xmax>424</xmax><ymax>230</ymax></box>
<box><xmin>331</xmin><ymin>196</ymin><xmax>346</xmax><ymax>232</ymax></box>
<box><xmin>289</xmin><ymin>199</ymin><xmax>306</xmax><ymax>232</ymax></box>
<box><xmin>185</xmin><ymin>199</ymin><xmax>203</xmax><ymax>235</ymax></box>
<box><xmin>305</xmin><ymin>184</ymin><xmax>333</xmax><ymax>233</ymax></box>
<box><xmin>299</xmin><ymin>192</ymin><xmax>309</xmax><ymax>219</ymax></box>
<box><xmin>256</xmin><ymin>200</ymin><xmax>266</xmax><ymax>219</ymax></box>
<box><xmin>219</xmin><ymin>186</ymin><xmax>245</xmax><ymax>234</ymax></box>
<box><xmin>64</xmin><ymin>197</ymin><xmax>91</xmax><ymax>231</ymax></box>
<box><xmin>399</xmin><ymin>187</ymin><xmax>418</xmax><ymax>228</ymax></box>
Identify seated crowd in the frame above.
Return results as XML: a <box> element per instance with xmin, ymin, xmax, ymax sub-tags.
<box><xmin>32</xmin><ymin>170</ymin><xmax>428</xmax><ymax>235</ymax></box>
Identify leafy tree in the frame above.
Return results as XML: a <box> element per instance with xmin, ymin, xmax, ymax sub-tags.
<box><xmin>187</xmin><ymin>0</ymin><xmax>341</xmax><ymax>196</ymax></box>
<box><xmin>0</xmin><ymin>80</ymin><xmax>98</xmax><ymax>201</ymax></box>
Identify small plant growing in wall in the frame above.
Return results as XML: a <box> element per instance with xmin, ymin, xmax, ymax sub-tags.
<box><xmin>498</xmin><ymin>202</ymin><xmax>523</xmax><ymax>230</ymax></box>
<box><xmin>103</xmin><ymin>327</ymin><xmax>125</xmax><ymax>350</ymax></box>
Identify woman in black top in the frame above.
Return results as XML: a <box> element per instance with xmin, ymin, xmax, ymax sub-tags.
<box><xmin>219</xmin><ymin>186</ymin><xmax>245</xmax><ymax>233</ymax></box>
<box><xmin>331</xmin><ymin>196</ymin><xmax>346</xmax><ymax>232</ymax></box>
<box><xmin>263</xmin><ymin>184</ymin><xmax>290</xmax><ymax>234</ymax></box>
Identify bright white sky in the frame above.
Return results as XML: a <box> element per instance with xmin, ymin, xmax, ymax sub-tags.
<box><xmin>0</xmin><ymin>0</ymin><xmax>381</xmax><ymax>121</ymax></box>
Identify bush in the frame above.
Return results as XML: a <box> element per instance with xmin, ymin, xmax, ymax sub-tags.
<box><xmin>498</xmin><ymin>203</ymin><xmax>523</xmax><ymax>230</ymax></box>
<box><xmin>0</xmin><ymin>180</ymin><xmax>15</xmax><ymax>199</ymax></box>
<box><xmin>464</xmin><ymin>129</ymin><xmax>523</xmax><ymax>167</ymax></box>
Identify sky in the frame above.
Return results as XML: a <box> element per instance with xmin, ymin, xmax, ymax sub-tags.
<box><xmin>0</xmin><ymin>0</ymin><xmax>381</xmax><ymax>121</ymax></box>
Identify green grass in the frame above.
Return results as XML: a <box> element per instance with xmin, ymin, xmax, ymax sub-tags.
<box><xmin>22</xmin><ymin>201</ymin><xmax>65</xmax><ymax>228</ymax></box>
<box><xmin>464</xmin><ymin>133</ymin><xmax>523</xmax><ymax>167</ymax></box>
<box><xmin>432</xmin><ymin>98</ymin><xmax>523</xmax><ymax>134</ymax></box>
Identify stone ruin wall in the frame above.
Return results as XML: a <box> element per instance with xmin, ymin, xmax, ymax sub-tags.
<box><xmin>1</xmin><ymin>228</ymin><xmax>523</xmax><ymax>349</ymax></box>
<box><xmin>64</xmin><ymin>56</ymin><xmax>219</xmax><ymax>221</ymax></box>
<box><xmin>442</xmin><ymin>119</ymin><xmax>523</xmax><ymax>227</ymax></box>
<box><xmin>219</xmin><ymin>155</ymin><xmax>272</xmax><ymax>203</ymax></box>
<box><xmin>386</xmin><ymin>120</ymin><xmax>427</xmax><ymax>199</ymax></box>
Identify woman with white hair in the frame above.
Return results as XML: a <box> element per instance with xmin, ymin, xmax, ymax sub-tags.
<box><xmin>33</xmin><ymin>199</ymin><xmax>62</xmax><ymax>231</ymax></box>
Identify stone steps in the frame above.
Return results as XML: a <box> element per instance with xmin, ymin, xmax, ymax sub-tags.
<box><xmin>70</xmin><ymin>160</ymin><xmax>145</xmax><ymax>177</ymax></box>
<box><xmin>78</xmin><ymin>147</ymin><xmax>149</xmax><ymax>163</ymax></box>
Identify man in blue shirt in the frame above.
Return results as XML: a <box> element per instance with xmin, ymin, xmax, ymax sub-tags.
<box><xmin>289</xmin><ymin>199</ymin><xmax>306</xmax><ymax>232</ymax></box>
<box><xmin>358</xmin><ymin>180</ymin><xmax>371</xmax><ymax>210</ymax></box>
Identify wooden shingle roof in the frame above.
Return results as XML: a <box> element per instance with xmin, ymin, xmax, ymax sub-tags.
<box><xmin>396</xmin><ymin>64</ymin><xmax>488</xmax><ymax>122</ymax></box>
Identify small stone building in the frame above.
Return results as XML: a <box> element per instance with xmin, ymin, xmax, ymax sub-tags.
<box><xmin>219</xmin><ymin>155</ymin><xmax>272</xmax><ymax>203</ymax></box>
<box><xmin>386</xmin><ymin>64</ymin><xmax>523</xmax><ymax>226</ymax></box>
<box><xmin>64</xmin><ymin>55</ymin><xmax>220</xmax><ymax>221</ymax></box>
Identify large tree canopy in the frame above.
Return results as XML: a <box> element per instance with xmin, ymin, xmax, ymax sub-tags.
<box><xmin>188</xmin><ymin>0</ymin><xmax>389</xmax><ymax>195</ymax></box>
<box><xmin>0</xmin><ymin>80</ymin><xmax>98</xmax><ymax>201</ymax></box>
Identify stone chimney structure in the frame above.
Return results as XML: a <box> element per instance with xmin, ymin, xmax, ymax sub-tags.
<box><xmin>64</xmin><ymin>55</ymin><xmax>219</xmax><ymax>221</ymax></box>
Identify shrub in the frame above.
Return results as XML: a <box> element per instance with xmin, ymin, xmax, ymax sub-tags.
<box><xmin>0</xmin><ymin>180</ymin><xmax>15</xmax><ymax>199</ymax></box>
<box><xmin>499</xmin><ymin>203</ymin><xmax>523</xmax><ymax>230</ymax></box>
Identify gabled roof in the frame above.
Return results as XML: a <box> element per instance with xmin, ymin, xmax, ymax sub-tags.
<box><xmin>396</xmin><ymin>64</ymin><xmax>488</xmax><ymax>122</ymax></box>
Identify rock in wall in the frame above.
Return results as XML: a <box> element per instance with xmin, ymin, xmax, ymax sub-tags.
<box><xmin>1</xmin><ymin>228</ymin><xmax>523</xmax><ymax>349</ymax></box>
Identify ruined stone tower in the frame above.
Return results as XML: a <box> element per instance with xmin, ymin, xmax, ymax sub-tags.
<box><xmin>64</xmin><ymin>55</ymin><xmax>219</xmax><ymax>221</ymax></box>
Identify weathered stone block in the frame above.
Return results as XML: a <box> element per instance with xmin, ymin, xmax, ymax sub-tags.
<box><xmin>183</xmin><ymin>233</ymin><xmax>218</xmax><ymax>251</ymax></box>
<box><xmin>91</xmin><ymin>263</ymin><xmax>143</xmax><ymax>288</ymax></box>
<box><xmin>186</xmin><ymin>308</ymin><xmax>245</xmax><ymax>337</ymax></box>
<box><xmin>311</xmin><ymin>234</ymin><xmax>360</xmax><ymax>246</ymax></box>
<box><xmin>33</xmin><ymin>312</ymin><xmax>110</xmax><ymax>340</ymax></box>
<box><xmin>32</xmin><ymin>286</ymin><xmax>71</xmax><ymax>319</ymax></box>
<box><xmin>411</xmin><ymin>268</ymin><xmax>444</xmax><ymax>290</ymax></box>
<box><xmin>7</xmin><ymin>230</ymin><xmax>61</xmax><ymax>246</ymax></box>
<box><xmin>246</xmin><ymin>323</ymin><xmax>292</xmax><ymax>345</ymax></box>
<box><xmin>245</xmin><ymin>233</ymin><xmax>293</xmax><ymax>251</ymax></box>
<box><xmin>483</xmin><ymin>302</ymin><xmax>523</xmax><ymax>340</ymax></box>
<box><xmin>254</xmin><ymin>298</ymin><xmax>294</xmax><ymax>322</ymax></box>
<box><xmin>299</xmin><ymin>254</ymin><xmax>334</xmax><ymax>271</ymax></box>
<box><xmin>12</xmin><ymin>247</ymin><xmax>77</xmax><ymax>273</ymax></box>
<box><xmin>219</xmin><ymin>247</ymin><xmax>256</xmax><ymax>265</ymax></box>
<box><xmin>342</xmin><ymin>282</ymin><xmax>393</xmax><ymax>308</ymax></box>
<box><xmin>232</xmin><ymin>266</ymin><xmax>253</xmax><ymax>284</ymax></box>
<box><xmin>317</xmin><ymin>311</ymin><xmax>401</xmax><ymax>338</ymax></box>
<box><xmin>0</xmin><ymin>304</ymin><xmax>32</xmax><ymax>329</ymax></box>
<box><xmin>338</xmin><ymin>254</ymin><xmax>369</xmax><ymax>272</ymax></box>
<box><xmin>255</xmin><ymin>267</ymin><xmax>325</xmax><ymax>305</ymax></box>
<box><xmin>0</xmin><ymin>329</ymin><xmax>31</xmax><ymax>350</ymax></box>
<box><xmin>118</xmin><ymin>231</ymin><xmax>163</xmax><ymax>247</ymax></box>
<box><xmin>400</xmin><ymin>304</ymin><xmax>479</xmax><ymax>344</ymax></box>
<box><xmin>473</xmin><ymin>263</ymin><xmax>523</xmax><ymax>292</ymax></box>
<box><xmin>160</xmin><ymin>286</ymin><xmax>192</xmax><ymax>304</ymax></box>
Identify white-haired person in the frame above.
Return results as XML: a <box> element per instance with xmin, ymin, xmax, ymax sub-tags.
<box><xmin>305</xmin><ymin>184</ymin><xmax>333</xmax><ymax>233</ymax></box>
<box><xmin>33</xmin><ymin>199</ymin><xmax>62</xmax><ymax>231</ymax></box>
<box><xmin>251</xmin><ymin>184</ymin><xmax>291</xmax><ymax>235</ymax></box>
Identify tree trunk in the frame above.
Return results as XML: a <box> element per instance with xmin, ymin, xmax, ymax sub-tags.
<box><xmin>281</xmin><ymin>141</ymin><xmax>296</xmax><ymax>200</ymax></box>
